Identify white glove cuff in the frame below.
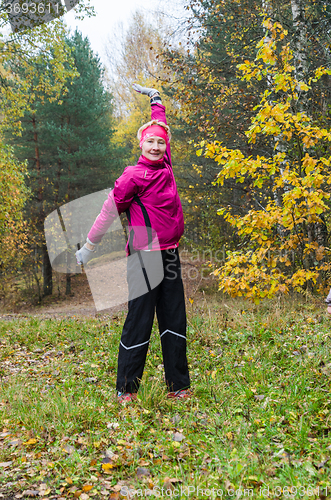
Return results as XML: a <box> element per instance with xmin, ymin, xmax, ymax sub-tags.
<box><xmin>86</xmin><ymin>237</ymin><xmax>97</xmax><ymax>251</ymax></box>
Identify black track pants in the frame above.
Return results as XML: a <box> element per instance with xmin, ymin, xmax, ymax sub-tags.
<box><xmin>116</xmin><ymin>248</ymin><xmax>190</xmax><ymax>393</ymax></box>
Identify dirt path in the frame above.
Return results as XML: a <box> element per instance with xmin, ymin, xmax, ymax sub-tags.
<box><xmin>0</xmin><ymin>260</ymin><xmax>217</xmax><ymax>320</ymax></box>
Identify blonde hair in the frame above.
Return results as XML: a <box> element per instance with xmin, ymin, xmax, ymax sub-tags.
<box><xmin>137</xmin><ymin>119</ymin><xmax>171</xmax><ymax>142</ymax></box>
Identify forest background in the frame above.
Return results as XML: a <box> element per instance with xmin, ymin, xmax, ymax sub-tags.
<box><xmin>2</xmin><ymin>0</ymin><xmax>331</xmax><ymax>495</ymax></box>
<box><xmin>0</xmin><ymin>0</ymin><xmax>331</xmax><ymax>308</ymax></box>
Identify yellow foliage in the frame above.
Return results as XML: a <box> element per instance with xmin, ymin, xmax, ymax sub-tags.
<box><xmin>201</xmin><ymin>18</ymin><xmax>331</xmax><ymax>300</ymax></box>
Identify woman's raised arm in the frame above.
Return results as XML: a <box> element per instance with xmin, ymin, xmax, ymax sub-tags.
<box><xmin>132</xmin><ymin>83</ymin><xmax>172</xmax><ymax>165</ymax></box>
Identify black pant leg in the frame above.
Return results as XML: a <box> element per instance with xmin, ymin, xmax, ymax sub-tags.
<box><xmin>156</xmin><ymin>249</ymin><xmax>190</xmax><ymax>392</ymax></box>
<box><xmin>116</xmin><ymin>252</ymin><xmax>159</xmax><ymax>393</ymax></box>
<box><xmin>116</xmin><ymin>290</ymin><xmax>158</xmax><ymax>393</ymax></box>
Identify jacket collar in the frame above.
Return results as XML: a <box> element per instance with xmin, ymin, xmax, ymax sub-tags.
<box><xmin>138</xmin><ymin>155</ymin><xmax>165</xmax><ymax>168</ymax></box>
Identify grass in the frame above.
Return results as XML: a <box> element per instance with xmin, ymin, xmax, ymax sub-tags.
<box><xmin>0</xmin><ymin>295</ymin><xmax>331</xmax><ymax>499</ymax></box>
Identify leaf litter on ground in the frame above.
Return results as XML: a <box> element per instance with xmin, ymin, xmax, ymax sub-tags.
<box><xmin>0</xmin><ymin>296</ymin><xmax>331</xmax><ymax>496</ymax></box>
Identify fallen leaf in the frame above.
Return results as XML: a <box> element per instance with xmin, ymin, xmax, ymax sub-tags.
<box><xmin>112</xmin><ymin>485</ymin><xmax>122</xmax><ymax>492</ymax></box>
<box><xmin>104</xmin><ymin>449</ymin><xmax>116</xmax><ymax>459</ymax></box>
<box><xmin>138</xmin><ymin>459</ymin><xmax>149</xmax><ymax>466</ymax></box>
<box><xmin>0</xmin><ymin>461</ymin><xmax>12</xmax><ymax>468</ymax></box>
<box><xmin>321</xmin><ymin>364</ymin><xmax>331</xmax><ymax>376</ymax></box>
<box><xmin>22</xmin><ymin>491</ymin><xmax>39</xmax><ymax>497</ymax></box>
<box><xmin>77</xmin><ymin>437</ymin><xmax>88</xmax><ymax>445</ymax></box>
<box><xmin>107</xmin><ymin>422</ymin><xmax>119</xmax><ymax>430</ymax></box>
<box><xmin>171</xmin><ymin>415</ymin><xmax>181</xmax><ymax>425</ymax></box>
<box><xmin>82</xmin><ymin>485</ymin><xmax>93</xmax><ymax>493</ymax></box>
<box><xmin>102</xmin><ymin>463</ymin><xmax>114</xmax><ymax>472</ymax></box>
<box><xmin>316</xmin><ymin>457</ymin><xmax>329</xmax><ymax>469</ymax></box>
<box><xmin>173</xmin><ymin>432</ymin><xmax>185</xmax><ymax>442</ymax></box>
<box><xmin>62</xmin><ymin>444</ymin><xmax>75</xmax><ymax>454</ymax></box>
<box><xmin>23</xmin><ymin>438</ymin><xmax>38</xmax><ymax>446</ymax></box>
<box><xmin>137</xmin><ymin>467</ymin><xmax>150</xmax><ymax>478</ymax></box>
<box><xmin>80</xmin><ymin>494</ymin><xmax>89</xmax><ymax>500</ymax></box>
<box><xmin>254</xmin><ymin>395</ymin><xmax>265</xmax><ymax>401</ymax></box>
<box><xmin>164</xmin><ymin>477</ymin><xmax>182</xmax><ymax>489</ymax></box>
<box><xmin>117</xmin><ymin>439</ymin><xmax>126</xmax><ymax>445</ymax></box>
<box><xmin>40</xmin><ymin>490</ymin><xmax>51</xmax><ymax>496</ymax></box>
<box><xmin>0</xmin><ymin>432</ymin><xmax>11</xmax><ymax>439</ymax></box>
<box><xmin>65</xmin><ymin>477</ymin><xmax>73</xmax><ymax>485</ymax></box>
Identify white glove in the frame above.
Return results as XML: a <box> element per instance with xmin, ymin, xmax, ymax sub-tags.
<box><xmin>132</xmin><ymin>83</ymin><xmax>160</xmax><ymax>98</ymax></box>
<box><xmin>75</xmin><ymin>239</ymin><xmax>97</xmax><ymax>265</ymax></box>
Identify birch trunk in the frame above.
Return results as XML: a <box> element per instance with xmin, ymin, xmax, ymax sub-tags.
<box><xmin>291</xmin><ymin>0</ymin><xmax>328</xmax><ymax>265</ymax></box>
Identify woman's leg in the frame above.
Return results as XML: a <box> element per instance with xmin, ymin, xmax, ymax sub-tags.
<box><xmin>156</xmin><ymin>249</ymin><xmax>190</xmax><ymax>392</ymax></box>
<box><xmin>116</xmin><ymin>251</ymin><xmax>159</xmax><ymax>394</ymax></box>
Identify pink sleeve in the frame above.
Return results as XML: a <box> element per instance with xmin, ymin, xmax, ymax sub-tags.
<box><xmin>87</xmin><ymin>167</ymin><xmax>138</xmax><ymax>243</ymax></box>
<box><xmin>151</xmin><ymin>103</ymin><xmax>172</xmax><ymax>166</ymax></box>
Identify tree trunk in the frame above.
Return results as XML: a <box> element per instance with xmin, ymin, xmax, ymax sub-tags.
<box><xmin>291</xmin><ymin>0</ymin><xmax>328</xmax><ymax>253</ymax></box>
<box><xmin>66</xmin><ymin>250</ymin><xmax>71</xmax><ymax>295</ymax></box>
<box><xmin>32</xmin><ymin>111</ymin><xmax>54</xmax><ymax>297</ymax></box>
<box><xmin>42</xmin><ymin>243</ymin><xmax>53</xmax><ymax>296</ymax></box>
<box><xmin>66</xmin><ymin>274</ymin><xmax>71</xmax><ymax>295</ymax></box>
<box><xmin>291</xmin><ymin>0</ymin><xmax>308</xmax><ymax>85</ymax></box>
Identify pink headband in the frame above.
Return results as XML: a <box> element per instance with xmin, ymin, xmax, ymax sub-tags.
<box><xmin>139</xmin><ymin>125</ymin><xmax>169</xmax><ymax>149</ymax></box>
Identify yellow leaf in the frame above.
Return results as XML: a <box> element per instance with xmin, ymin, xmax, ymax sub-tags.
<box><xmin>24</xmin><ymin>438</ymin><xmax>37</xmax><ymax>445</ymax></box>
<box><xmin>211</xmin><ymin>370</ymin><xmax>217</xmax><ymax>379</ymax></box>
<box><xmin>66</xmin><ymin>477</ymin><xmax>73</xmax><ymax>485</ymax></box>
<box><xmin>102</xmin><ymin>463</ymin><xmax>114</xmax><ymax>471</ymax></box>
<box><xmin>117</xmin><ymin>439</ymin><xmax>126</xmax><ymax>445</ymax></box>
<box><xmin>82</xmin><ymin>485</ymin><xmax>93</xmax><ymax>493</ymax></box>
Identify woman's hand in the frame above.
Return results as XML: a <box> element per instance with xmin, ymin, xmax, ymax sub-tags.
<box><xmin>132</xmin><ymin>83</ymin><xmax>160</xmax><ymax>98</ymax></box>
<box><xmin>75</xmin><ymin>239</ymin><xmax>97</xmax><ymax>265</ymax></box>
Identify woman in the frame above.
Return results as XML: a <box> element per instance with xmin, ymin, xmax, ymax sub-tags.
<box><xmin>76</xmin><ymin>84</ymin><xmax>190</xmax><ymax>402</ymax></box>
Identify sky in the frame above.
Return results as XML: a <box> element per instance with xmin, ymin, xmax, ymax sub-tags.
<box><xmin>64</xmin><ymin>0</ymin><xmax>166</xmax><ymax>67</ymax></box>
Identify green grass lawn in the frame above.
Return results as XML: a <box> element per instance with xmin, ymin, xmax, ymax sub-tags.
<box><xmin>0</xmin><ymin>297</ymin><xmax>331</xmax><ymax>499</ymax></box>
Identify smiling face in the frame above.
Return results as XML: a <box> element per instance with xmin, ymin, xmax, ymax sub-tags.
<box><xmin>141</xmin><ymin>136</ymin><xmax>167</xmax><ymax>161</ymax></box>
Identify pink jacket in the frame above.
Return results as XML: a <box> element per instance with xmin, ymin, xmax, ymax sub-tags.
<box><xmin>87</xmin><ymin>103</ymin><xmax>184</xmax><ymax>253</ymax></box>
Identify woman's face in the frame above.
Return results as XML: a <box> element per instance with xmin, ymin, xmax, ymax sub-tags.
<box><xmin>141</xmin><ymin>136</ymin><xmax>167</xmax><ymax>161</ymax></box>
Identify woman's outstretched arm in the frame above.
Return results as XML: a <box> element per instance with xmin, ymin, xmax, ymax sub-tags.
<box><xmin>150</xmin><ymin>99</ymin><xmax>172</xmax><ymax>166</ymax></box>
<box><xmin>132</xmin><ymin>83</ymin><xmax>172</xmax><ymax>166</ymax></box>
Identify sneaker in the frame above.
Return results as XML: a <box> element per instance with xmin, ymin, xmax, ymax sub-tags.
<box><xmin>167</xmin><ymin>389</ymin><xmax>191</xmax><ymax>399</ymax></box>
<box><xmin>117</xmin><ymin>392</ymin><xmax>137</xmax><ymax>403</ymax></box>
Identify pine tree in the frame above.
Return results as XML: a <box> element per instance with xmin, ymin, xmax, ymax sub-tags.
<box><xmin>7</xmin><ymin>30</ymin><xmax>122</xmax><ymax>298</ymax></box>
